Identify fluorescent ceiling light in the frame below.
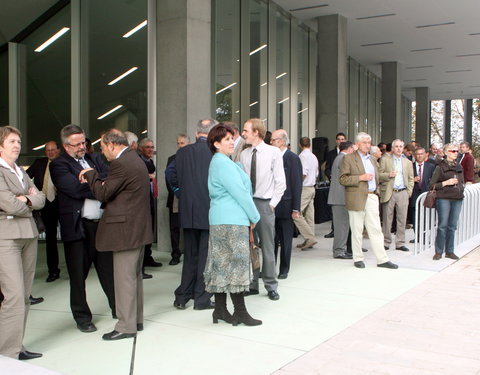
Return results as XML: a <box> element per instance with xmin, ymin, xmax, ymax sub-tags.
<box><xmin>278</xmin><ymin>97</ymin><xmax>290</xmax><ymax>104</ymax></box>
<box><xmin>216</xmin><ymin>82</ymin><xmax>237</xmax><ymax>95</ymax></box>
<box><xmin>235</xmin><ymin>110</ymin><xmax>240</xmax><ymax>113</ymax></box>
<box><xmin>298</xmin><ymin>107</ymin><xmax>308</xmax><ymax>114</ymax></box>
<box><xmin>33</xmin><ymin>144</ymin><xmax>46</xmax><ymax>151</ymax></box>
<box><xmin>108</xmin><ymin>67</ymin><xmax>138</xmax><ymax>85</ymax></box>
<box><xmin>276</xmin><ymin>72</ymin><xmax>287</xmax><ymax>79</ymax></box>
<box><xmin>261</xmin><ymin>82</ymin><xmax>268</xmax><ymax>87</ymax></box>
<box><xmin>34</xmin><ymin>27</ymin><xmax>70</xmax><ymax>52</ymax></box>
<box><xmin>141</xmin><ymin>130</ymin><xmax>148</xmax><ymax>134</ymax></box>
<box><xmin>249</xmin><ymin>101</ymin><xmax>258</xmax><ymax>107</ymax></box>
<box><xmin>123</xmin><ymin>20</ymin><xmax>147</xmax><ymax>38</ymax></box>
<box><xmin>91</xmin><ymin>138</ymin><xmax>101</xmax><ymax>145</ymax></box>
<box><xmin>97</xmin><ymin>105</ymin><xmax>123</xmax><ymax>120</ymax></box>
<box><xmin>249</xmin><ymin>44</ymin><xmax>267</xmax><ymax>56</ymax></box>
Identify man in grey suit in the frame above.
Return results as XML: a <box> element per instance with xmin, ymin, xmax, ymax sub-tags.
<box><xmin>328</xmin><ymin>141</ymin><xmax>355</xmax><ymax>259</ymax></box>
<box><xmin>229</xmin><ymin>122</ymin><xmax>246</xmax><ymax>163</ymax></box>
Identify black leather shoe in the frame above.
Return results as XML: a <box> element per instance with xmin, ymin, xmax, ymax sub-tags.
<box><xmin>142</xmin><ymin>272</ymin><xmax>153</xmax><ymax>279</ymax></box>
<box><xmin>267</xmin><ymin>291</ymin><xmax>280</xmax><ymax>301</ymax></box>
<box><xmin>77</xmin><ymin>322</ymin><xmax>97</xmax><ymax>333</ymax></box>
<box><xmin>144</xmin><ymin>258</ymin><xmax>162</xmax><ymax>267</ymax></box>
<box><xmin>194</xmin><ymin>301</ymin><xmax>215</xmax><ymax>310</ymax></box>
<box><xmin>278</xmin><ymin>273</ymin><xmax>288</xmax><ymax>279</ymax></box>
<box><xmin>324</xmin><ymin>231</ymin><xmax>334</xmax><ymax>238</ymax></box>
<box><xmin>29</xmin><ymin>296</ymin><xmax>44</xmax><ymax>305</ymax></box>
<box><xmin>362</xmin><ymin>248</ymin><xmax>368</xmax><ymax>252</ymax></box>
<box><xmin>377</xmin><ymin>261</ymin><xmax>398</xmax><ymax>269</ymax></box>
<box><xmin>19</xmin><ymin>350</ymin><xmax>43</xmax><ymax>360</ymax></box>
<box><xmin>334</xmin><ymin>254</ymin><xmax>353</xmax><ymax>259</ymax></box>
<box><xmin>354</xmin><ymin>261</ymin><xmax>365</xmax><ymax>268</ymax></box>
<box><xmin>169</xmin><ymin>258</ymin><xmax>180</xmax><ymax>265</ymax></box>
<box><xmin>396</xmin><ymin>246</ymin><xmax>410</xmax><ymax>252</ymax></box>
<box><xmin>46</xmin><ymin>273</ymin><xmax>60</xmax><ymax>282</ymax></box>
<box><xmin>102</xmin><ymin>330</ymin><xmax>136</xmax><ymax>341</ymax></box>
<box><xmin>384</xmin><ymin>246</ymin><xmax>390</xmax><ymax>250</ymax></box>
<box><xmin>409</xmin><ymin>239</ymin><xmax>415</xmax><ymax>244</ymax></box>
<box><xmin>137</xmin><ymin>323</ymin><xmax>144</xmax><ymax>331</ymax></box>
<box><xmin>244</xmin><ymin>289</ymin><xmax>259</xmax><ymax>296</ymax></box>
<box><xmin>173</xmin><ymin>301</ymin><xmax>186</xmax><ymax>310</ymax></box>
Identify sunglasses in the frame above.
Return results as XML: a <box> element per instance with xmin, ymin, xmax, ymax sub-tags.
<box><xmin>447</xmin><ymin>150</ymin><xmax>459</xmax><ymax>153</ymax></box>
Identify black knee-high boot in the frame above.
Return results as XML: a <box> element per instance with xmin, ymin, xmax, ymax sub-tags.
<box><xmin>212</xmin><ymin>293</ymin><xmax>233</xmax><ymax>324</ymax></box>
<box><xmin>230</xmin><ymin>293</ymin><xmax>262</xmax><ymax>326</ymax></box>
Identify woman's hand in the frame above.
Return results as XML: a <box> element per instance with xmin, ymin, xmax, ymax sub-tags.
<box><xmin>28</xmin><ymin>187</ymin><xmax>38</xmax><ymax>195</ymax></box>
<box><xmin>443</xmin><ymin>178</ymin><xmax>458</xmax><ymax>187</ymax></box>
<box><xmin>16</xmin><ymin>195</ymin><xmax>28</xmax><ymax>203</ymax></box>
<box><xmin>250</xmin><ymin>223</ymin><xmax>256</xmax><ymax>230</ymax></box>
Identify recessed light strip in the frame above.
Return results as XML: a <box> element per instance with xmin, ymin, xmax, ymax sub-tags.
<box><xmin>108</xmin><ymin>67</ymin><xmax>138</xmax><ymax>85</ymax></box>
<box><xmin>356</xmin><ymin>13</ymin><xmax>396</xmax><ymax>20</ymax></box>
<box><xmin>360</xmin><ymin>41</ymin><xmax>393</xmax><ymax>47</ymax></box>
<box><xmin>215</xmin><ymin>82</ymin><xmax>237</xmax><ymax>95</ymax></box>
<box><xmin>91</xmin><ymin>138</ymin><xmax>101</xmax><ymax>145</ymax></box>
<box><xmin>123</xmin><ymin>20</ymin><xmax>147</xmax><ymax>38</ymax></box>
<box><xmin>33</xmin><ymin>144</ymin><xmax>46</xmax><ymax>151</ymax></box>
<box><xmin>445</xmin><ymin>69</ymin><xmax>472</xmax><ymax>73</ymax></box>
<box><xmin>249</xmin><ymin>44</ymin><xmax>267</xmax><ymax>56</ymax></box>
<box><xmin>278</xmin><ymin>97</ymin><xmax>290</xmax><ymax>104</ymax></box>
<box><xmin>416</xmin><ymin>22</ymin><xmax>455</xmax><ymax>29</ymax></box>
<box><xmin>249</xmin><ymin>101</ymin><xmax>258</xmax><ymax>107</ymax></box>
<box><xmin>97</xmin><ymin>105</ymin><xmax>123</xmax><ymax>120</ymax></box>
<box><xmin>298</xmin><ymin>107</ymin><xmax>309</xmax><ymax>114</ymax></box>
<box><xmin>34</xmin><ymin>27</ymin><xmax>70</xmax><ymax>52</ymax></box>
<box><xmin>290</xmin><ymin>4</ymin><xmax>328</xmax><ymax>12</ymax></box>
<box><xmin>410</xmin><ymin>47</ymin><xmax>442</xmax><ymax>52</ymax></box>
<box><xmin>276</xmin><ymin>72</ymin><xmax>287</xmax><ymax>79</ymax></box>
<box><xmin>406</xmin><ymin>65</ymin><xmax>433</xmax><ymax>69</ymax></box>
<box><xmin>456</xmin><ymin>53</ymin><xmax>480</xmax><ymax>57</ymax></box>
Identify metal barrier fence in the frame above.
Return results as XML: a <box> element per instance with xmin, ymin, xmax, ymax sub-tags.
<box><xmin>414</xmin><ymin>183</ymin><xmax>480</xmax><ymax>254</ymax></box>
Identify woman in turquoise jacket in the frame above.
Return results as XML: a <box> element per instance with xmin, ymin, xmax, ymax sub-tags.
<box><xmin>204</xmin><ymin>123</ymin><xmax>262</xmax><ymax>326</ymax></box>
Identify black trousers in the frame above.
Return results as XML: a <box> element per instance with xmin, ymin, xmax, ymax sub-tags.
<box><xmin>42</xmin><ymin>199</ymin><xmax>60</xmax><ymax>275</ymax></box>
<box><xmin>169</xmin><ymin>209</ymin><xmax>181</xmax><ymax>261</ymax></box>
<box><xmin>274</xmin><ymin>217</ymin><xmax>294</xmax><ymax>275</ymax></box>
<box><xmin>63</xmin><ymin>219</ymin><xmax>115</xmax><ymax>325</ymax></box>
<box><xmin>174</xmin><ymin>229</ymin><xmax>211</xmax><ymax>308</ymax></box>
<box><xmin>143</xmin><ymin>199</ymin><xmax>156</xmax><ymax>265</ymax></box>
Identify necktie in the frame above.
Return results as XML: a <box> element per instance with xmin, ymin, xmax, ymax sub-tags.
<box><xmin>418</xmin><ymin>164</ymin><xmax>423</xmax><ymax>188</ymax></box>
<box><xmin>250</xmin><ymin>148</ymin><xmax>257</xmax><ymax>195</ymax></box>
<box><xmin>42</xmin><ymin>160</ymin><xmax>56</xmax><ymax>202</ymax></box>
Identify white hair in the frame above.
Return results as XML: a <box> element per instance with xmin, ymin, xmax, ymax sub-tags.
<box><xmin>124</xmin><ymin>131</ymin><xmax>138</xmax><ymax>147</ymax></box>
<box><xmin>355</xmin><ymin>132</ymin><xmax>371</xmax><ymax>142</ymax></box>
<box><xmin>370</xmin><ymin>146</ymin><xmax>380</xmax><ymax>154</ymax></box>
<box><xmin>392</xmin><ymin>139</ymin><xmax>404</xmax><ymax>147</ymax></box>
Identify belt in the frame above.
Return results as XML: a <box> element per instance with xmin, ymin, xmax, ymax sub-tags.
<box><xmin>82</xmin><ymin>218</ymin><xmax>100</xmax><ymax>223</ymax></box>
<box><xmin>368</xmin><ymin>191</ymin><xmax>376</xmax><ymax>194</ymax></box>
<box><xmin>393</xmin><ymin>188</ymin><xmax>406</xmax><ymax>193</ymax></box>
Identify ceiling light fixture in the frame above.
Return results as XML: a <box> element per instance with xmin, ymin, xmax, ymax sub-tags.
<box><xmin>456</xmin><ymin>53</ymin><xmax>480</xmax><ymax>57</ymax></box>
<box><xmin>416</xmin><ymin>22</ymin><xmax>455</xmax><ymax>29</ymax></box>
<box><xmin>261</xmin><ymin>82</ymin><xmax>268</xmax><ymax>87</ymax></box>
<box><xmin>445</xmin><ymin>69</ymin><xmax>472</xmax><ymax>73</ymax></box>
<box><xmin>276</xmin><ymin>72</ymin><xmax>287</xmax><ymax>79</ymax></box>
<box><xmin>123</xmin><ymin>20</ymin><xmax>147</xmax><ymax>38</ymax></box>
<box><xmin>32</xmin><ymin>144</ymin><xmax>46</xmax><ymax>151</ymax></box>
<box><xmin>410</xmin><ymin>47</ymin><xmax>442</xmax><ymax>52</ymax></box>
<box><xmin>298</xmin><ymin>107</ymin><xmax>308</xmax><ymax>114</ymax></box>
<box><xmin>216</xmin><ymin>82</ymin><xmax>237</xmax><ymax>95</ymax></box>
<box><xmin>108</xmin><ymin>67</ymin><xmax>138</xmax><ymax>85</ymax></box>
<box><xmin>278</xmin><ymin>97</ymin><xmax>290</xmax><ymax>104</ymax></box>
<box><xmin>249</xmin><ymin>44</ymin><xmax>267</xmax><ymax>55</ymax></box>
<box><xmin>249</xmin><ymin>101</ymin><xmax>258</xmax><ymax>107</ymax></box>
<box><xmin>97</xmin><ymin>105</ymin><xmax>123</xmax><ymax>120</ymax></box>
<box><xmin>360</xmin><ymin>41</ymin><xmax>393</xmax><ymax>47</ymax></box>
<box><xmin>438</xmin><ymin>82</ymin><xmax>461</xmax><ymax>85</ymax></box>
<box><xmin>469</xmin><ymin>33</ymin><xmax>480</xmax><ymax>36</ymax></box>
<box><xmin>91</xmin><ymin>138</ymin><xmax>102</xmax><ymax>145</ymax></box>
<box><xmin>141</xmin><ymin>130</ymin><xmax>148</xmax><ymax>134</ymax></box>
<box><xmin>406</xmin><ymin>65</ymin><xmax>433</xmax><ymax>69</ymax></box>
<box><xmin>290</xmin><ymin>4</ymin><xmax>328</xmax><ymax>12</ymax></box>
<box><xmin>34</xmin><ymin>27</ymin><xmax>70</xmax><ymax>52</ymax></box>
<box><xmin>356</xmin><ymin>13</ymin><xmax>396</xmax><ymax>20</ymax></box>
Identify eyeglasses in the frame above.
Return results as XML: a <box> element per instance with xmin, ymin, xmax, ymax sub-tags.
<box><xmin>67</xmin><ymin>141</ymin><xmax>86</xmax><ymax>148</ymax></box>
<box><xmin>447</xmin><ymin>150</ymin><xmax>459</xmax><ymax>153</ymax></box>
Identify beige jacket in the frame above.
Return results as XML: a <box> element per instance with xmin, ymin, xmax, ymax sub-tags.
<box><xmin>378</xmin><ymin>154</ymin><xmax>414</xmax><ymax>203</ymax></box>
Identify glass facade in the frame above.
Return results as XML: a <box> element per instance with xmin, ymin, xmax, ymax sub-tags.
<box><xmin>0</xmin><ymin>49</ymin><xmax>8</xmax><ymax>126</ymax></box>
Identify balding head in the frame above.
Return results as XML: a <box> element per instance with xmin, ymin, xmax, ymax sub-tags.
<box><xmin>271</xmin><ymin>129</ymin><xmax>289</xmax><ymax>150</ymax></box>
<box><xmin>45</xmin><ymin>141</ymin><xmax>60</xmax><ymax>161</ymax></box>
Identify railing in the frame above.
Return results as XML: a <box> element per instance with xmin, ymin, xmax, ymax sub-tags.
<box><xmin>414</xmin><ymin>183</ymin><xmax>480</xmax><ymax>255</ymax></box>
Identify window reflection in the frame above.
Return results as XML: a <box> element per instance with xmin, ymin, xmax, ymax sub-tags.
<box><xmin>275</xmin><ymin>9</ymin><xmax>290</xmax><ymax>129</ymax></box>
<box><xmin>297</xmin><ymin>26</ymin><xmax>309</xmax><ymax>142</ymax></box>
<box><xmin>0</xmin><ymin>51</ymin><xmax>8</xmax><ymax>125</ymax></box>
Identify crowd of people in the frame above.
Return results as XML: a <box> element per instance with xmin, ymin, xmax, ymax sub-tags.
<box><xmin>0</xmin><ymin>120</ymin><xmax>476</xmax><ymax>361</ymax></box>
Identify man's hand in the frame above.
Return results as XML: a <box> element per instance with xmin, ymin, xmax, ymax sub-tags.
<box><xmin>78</xmin><ymin>168</ymin><xmax>93</xmax><ymax>183</ymax></box>
<box><xmin>359</xmin><ymin>173</ymin><xmax>374</xmax><ymax>181</ymax></box>
<box><xmin>414</xmin><ymin>176</ymin><xmax>420</xmax><ymax>182</ymax></box>
<box><xmin>388</xmin><ymin>171</ymin><xmax>397</xmax><ymax>178</ymax></box>
<box><xmin>292</xmin><ymin>211</ymin><xmax>300</xmax><ymax>219</ymax></box>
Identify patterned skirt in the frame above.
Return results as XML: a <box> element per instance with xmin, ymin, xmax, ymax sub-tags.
<box><xmin>204</xmin><ymin>225</ymin><xmax>251</xmax><ymax>293</ymax></box>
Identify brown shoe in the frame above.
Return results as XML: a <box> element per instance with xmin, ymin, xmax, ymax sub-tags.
<box><xmin>301</xmin><ymin>239</ymin><xmax>318</xmax><ymax>249</ymax></box>
<box><xmin>445</xmin><ymin>253</ymin><xmax>459</xmax><ymax>260</ymax></box>
<box><xmin>296</xmin><ymin>241</ymin><xmax>306</xmax><ymax>248</ymax></box>
<box><xmin>432</xmin><ymin>253</ymin><xmax>442</xmax><ymax>260</ymax></box>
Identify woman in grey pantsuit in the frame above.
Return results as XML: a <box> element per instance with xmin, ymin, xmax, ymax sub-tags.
<box><xmin>0</xmin><ymin>126</ymin><xmax>45</xmax><ymax>360</ymax></box>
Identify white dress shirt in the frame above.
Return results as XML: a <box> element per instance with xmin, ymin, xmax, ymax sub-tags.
<box><xmin>0</xmin><ymin>157</ymin><xmax>25</xmax><ymax>188</ymax></box>
<box><xmin>358</xmin><ymin>151</ymin><xmax>376</xmax><ymax>192</ymax></box>
<box><xmin>299</xmin><ymin>148</ymin><xmax>319</xmax><ymax>187</ymax></box>
<box><xmin>240</xmin><ymin>141</ymin><xmax>286</xmax><ymax>208</ymax></box>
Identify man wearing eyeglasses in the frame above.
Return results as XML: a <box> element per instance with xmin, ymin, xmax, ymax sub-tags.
<box><xmin>50</xmin><ymin>124</ymin><xmax>115</xmax><ymax>333</ymax></box>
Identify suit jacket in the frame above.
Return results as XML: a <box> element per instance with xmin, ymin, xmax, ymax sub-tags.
<box><xmin>165</xmin><ymin>154</ymin><xmax>175</xmax><ymax>209</ymax></box>
<box><xmin>460</xmin><ymin>152</ymin><xmax>475</xmax><ymax>183</ymax></box>
<box><xmin>0</xmin><ymin>163</ymin><xmax>45</xmax><ymax>240</ymax></box>
<box><xmin>84</xmin><ymin>148</ymin><xmax>153</xmax><ymax>252</ymax></box>
<box><xmin>324</xmin><ymin>148</ymin><xmax>339</xmax><ymax>180</ymax></box>
<box><xmin>167</xmin><ymin>137</ymin><xmax>212</xmax><ymax>230</ymax></box>
<box><xmin>275</xmin><ymin>150</ymin><xmax>303</xmax><ymax>219</ymax></box>
<box><xmin>50</xmin><ymin>152</ymin><xmax>108</xmax><ymax>242</ymax></box>
<box><xmin>409</xmin><ymin>161</ymin><xmax>435</xmax><ymax>207</ymax></box>
<box><xmin>327</xmin><ymin>152</ymin><xmax>347</xmax><ymax>206</ymax></box>
<box><xmin>26</xmin><ymin>157</ymin><xmax>49</xmax><ymax>191</ymax></box>
<box><xmin>339</xmin><ymin>151</ymin><xmax>385</xmax><ymax>211</ymax></box>
<box><xmin>378</xmin><ymin>154</ymin><xmax>414</xmax><ymax>203</ymax></box>
<box><xmin>231</xmin><ymin>137</ymin><xmax>246</xmax><ymax>163</ymax></box>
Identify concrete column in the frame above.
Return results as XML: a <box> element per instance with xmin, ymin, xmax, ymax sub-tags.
<box><xmin>8</xmin><ymin>43</ymin><xmax>27</xmax><ymax>138</ymax></box>
<box><xmin>444</xmin><ymin>100</ymin><xmax>451</xmax><ymax>144</ymax></box>
<box><xmin>464</xmin><ymin>99</ymin><xmax>473</xmax><ymax>144</ymax></box>
<box><xmin>415</xmin><ymin>87</ymin><xmax>430</xmax><ymax>148</ymax></box>
<box><xmin>316</xmin><ymin>14</ymin><xmax>347</xmax><ymax>148</ymax></box>
<box><xmin>381</xmin><ymin>62</ymin><xmax>401</xmax><ymax>143</ymax></box>
<box><xmin>156</xmin><ymin>0</ymin><xmax>212</xmax><ymax>251</ymax></box>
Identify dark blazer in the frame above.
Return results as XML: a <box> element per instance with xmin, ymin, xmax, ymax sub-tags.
<box><xmin>275</xmin><ymin>150</ymin><xmax>303</xmax><ymax>219</ymax></box>
<box><xmin>50</xmin><ymin>152</ymin><xmax>108</xmax><ymax>242</ymax></box>
<box><xmin>84</xmin><ymin>148</ymin><xmax>153</xmax><ymax>252</ymax></box>
<box><xmin>26</xmin><ymin>157</ymin><xmax>49</xmax><ymax>191</ymax></box>
<box><xmin>165</xmin><ymin>154</ymin><xmax>175</xmax><ymax>209</ymax></box>
<box><xmin>325</xmin><ymin>148</ymin><xmax>339</xmax><ymax>180</ymax></box>
<box><xmin>167</xmin><ymin>137</ymin><xmax>212</xmax><ymax>230</ymax></box>
<box><xmin>410</xmin><ymin>161</ymin><xmax>435</xmax><ymax>207</ymax></box>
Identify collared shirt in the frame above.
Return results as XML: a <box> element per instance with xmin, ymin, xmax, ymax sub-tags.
<box><xmin>0</xmin><ymin>156</ymin><xmax>25</xmax><ymax>188</ymax></box>
<box><xmin>299</xmin><ymin>148</ymin><xmax>319</xmax><ymax>187</ymax></box>
<box><xmin>392</xmin><ymin>155</ymin><xmax>405</xmax><ymax>189</ymax></box>
<box><xmin>116</xmin><ymin>147</ymin><xmax>128</xmax><ymax>159</ymax></box>
<box><xmin>240</xmin><ymin>141</ymin><xmax>286</xmax><ymax>208</ymax></box>
<box><xmin>358</xmin><ymin>151</ymin><xmax>376</xmax><ymax>192</ymax></box>
<box><xmin>234</xmin><ymin>136</ymin><xmax>242</xmax><ymax>148</ymax></box>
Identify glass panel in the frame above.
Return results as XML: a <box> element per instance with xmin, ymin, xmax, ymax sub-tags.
<box><xmin>358</xmin><ymin>65</ymin><xmax>368</xmax><ymax>133</ymax></box>
<box><xmin>375</xmin><ymin>77</ymin><xmax>381</xmax><ymax>141</ymax></box>
<box><xmin>0</xmin><ymin>50</ymin><xmax>8</xmax><ymax>125</ymax></box>
<box><xmin>275</xmin><ymin>9</ymin><xmax>290</xmax><ymax>129</ymax></box>
<box><xmin>348</xmin><ymin>58</ymin><xmax>359</xmax><ymax>137</ymax></box>
<box><xmin>367</xmin><ymin>72</ymin><xmax>376</xmax><ymax>138</ymax></box>
<box><xmin>450</xmin><ymin>99</ymin><xmax>464</xmax><ymax>144</ymax></box>
<box><xmin>249</xmin><ymin>0</ymin><xmax>268</xmax><ymax>121</ymax></box>
<box><xmin>88</xmin><ymin>0</ymin><xmax>148</xmax><ymax>144</ymax></box>
<box><xmin>430</xmin><ymin>100</ymin><xmax>445</xmax><ymax>145</ymax></box>
<box><xmin>297</xmin><ymin>26</ymin><xmax>309</xmax><ymax>143</ymax></box>
<box><xmin>214</xmin><ymin>0</ymin><xmax>240</xmax><ymax>123</ymax></box>
<box><xmin>473</xmin><ymin>99</ymin><xmax>480</xmax><ymax>158</ymax></box>
<box><xmin>22</xmin><ymin>4</ymin><xmax>71</xmax><ymax>161</ymax></box>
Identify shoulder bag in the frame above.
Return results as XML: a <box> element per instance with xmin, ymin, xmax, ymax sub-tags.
<box><xmin>249</xmin><ymin>228</ymin><xmax>261</xmax><ymax>271</ymax></box>
<box><xmin>423</xmin><ymin>185</ymin><xmax>436</xmax><ymax>208</ymax></box>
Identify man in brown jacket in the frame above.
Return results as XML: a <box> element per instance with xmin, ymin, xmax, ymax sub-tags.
<box><xmin>80</xmin><ymin>129</ymin><xmax>153</xmax><ymax>341</ymax></box>
<box><xmin>339</xmin><ymin>132</ymin><xmax>398</xmax><ymax>270</ymax></box>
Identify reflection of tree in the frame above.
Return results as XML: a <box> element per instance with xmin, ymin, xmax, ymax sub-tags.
<box><xmin>215</xmin><ymin>84</ymin><xmax>232</xmax><ymax>122</ymax></box>
<box><xmin>472</xmin><ymin>99</ymin><xmax>480</xmax><ymax>158</ymax></box>
<box><xmin>430</xmin><ymin>100</ymin><xmax>444</xmax><ymax>144</ymax></box>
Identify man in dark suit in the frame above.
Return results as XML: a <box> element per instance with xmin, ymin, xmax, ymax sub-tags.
<box><xmin>271</xmin><ymin>129</ymin><xmax>302</xmax><ymax>279</ymax></box>
<box><xmin>26</xmin><ymin>140</ymin><xmax>61</xmax><ymax>282</ymax></box>
<box><xmin>167</xmin><ymin>119</ymin><xmax>217</xmax><ymax>310</ymax></box>
<box><xmin>165</xmin><ymin>134</ymin><xmax>190</xmax><ymax>265</ymax></box>
<box><xmin>80</xmin><ymin>129</ymin><xmax>152</xmax><ymax>341</ymax></box>
<box><xmin>50</xmin><ymin>124</ymin><xmax>115</xmax><ymax>333</ymax></box>
<box><xmin>409</xmin><ymin>147</ymin><xmax>435</xmax><ymax>242</ymax></box>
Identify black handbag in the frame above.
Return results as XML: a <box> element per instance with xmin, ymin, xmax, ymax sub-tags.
<box><xmin>423</xmin><ymin>185</ymin><xmax>436</xmax><ymax>208</ymax></box>
<box><xmin>33</xmin><ymin>210</ymin><xmax>46</xmax><ymax>234</ymax></box>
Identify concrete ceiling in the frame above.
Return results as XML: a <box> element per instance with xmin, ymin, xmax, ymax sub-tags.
<box><xmin>274</xmin><ymin>0</ymin><xmax>480</xmax><ymax>100</ymax></box>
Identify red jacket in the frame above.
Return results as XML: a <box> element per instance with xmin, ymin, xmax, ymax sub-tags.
<box><xmin>460</xmin><ymin>152</ymin><xmax>475</xmax><ymax>183</ymax></box>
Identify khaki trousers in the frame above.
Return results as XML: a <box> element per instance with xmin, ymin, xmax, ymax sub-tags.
<box><xmin>382</xmin><ymin>190</ymin><xmax>409</xmax><ymax>247</ymax></box>
<box><xmin>0</xmin><ymin>238</ymin><xmax>37</xmax><ymax>359</ymax></box>
<box><xmin>348</xmin><ymin>194</ymin><xmax>389</xmax><ymax>264</ymax></box>
<box><xmin>293</xmin><ymin>186</ymin><xmax>316</xmax><ymax>241</ymax></box>
<box><xmin>113</xmin><ymin>247</ymin><xmax>144</xmax><ymax>334</ymax></box>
